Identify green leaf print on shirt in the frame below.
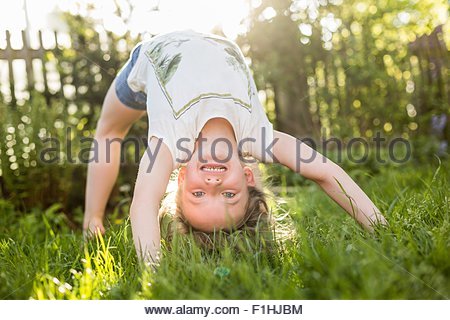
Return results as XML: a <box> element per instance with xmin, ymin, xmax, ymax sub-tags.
<box><xmin>205</xmin><ymin>36</ymin><xmax>255</xmax><ymax>100</ymax></box>
<box><xmin>158</xmin><ymin>53</ymin><xmax>182</xmax><ymax>87</ymax></box>
<box><xmin>145</xmin><ymin>37</ymin><xmax>188</xmax><ymax>104</ymax></box>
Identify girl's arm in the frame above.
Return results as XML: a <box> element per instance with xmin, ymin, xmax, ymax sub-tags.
<box><xmin>272</xmin><ymin>130</ymin><xmax>387</xmax><ymax>230</ymax></box>
<box><xmin>130</xmin><ymin>136</ymin><xmax>174</xmax><ymax>264</ymax></box>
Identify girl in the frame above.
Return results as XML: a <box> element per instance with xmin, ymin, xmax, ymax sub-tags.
<box><xmin>83</xmin><ymin>30</ymin><xmax>387</xmax><ymax>264</ymax></box>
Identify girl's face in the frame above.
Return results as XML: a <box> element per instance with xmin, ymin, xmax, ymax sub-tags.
<box><xmin>177</xmin><ymin>151</ymin><xmax>255</xmax><ymax>232</ymax></box>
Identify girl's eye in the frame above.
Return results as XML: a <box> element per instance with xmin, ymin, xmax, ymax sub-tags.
<box><xmin>192</xmin><ymin>191</ymin><xmax>205</xmax><ymax>197</ymax></box>
<box><xmin>222</xmin><ymin>192</ymin><xmax>236</xmax><ymax>198</ymax></box>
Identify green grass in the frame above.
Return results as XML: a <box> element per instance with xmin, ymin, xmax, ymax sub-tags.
<box><xmin>0</xmin><ymin>160</ymin><xmax>449</xmax><ymax>299</ymax></box>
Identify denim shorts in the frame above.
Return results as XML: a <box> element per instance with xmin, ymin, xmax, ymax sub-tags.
<box><xmin>115</xmin><ymin>44</ymin><xmax>148</xmax><ymax>110</ymax></box>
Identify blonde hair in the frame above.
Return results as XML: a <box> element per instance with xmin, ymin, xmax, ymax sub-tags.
<box><xmin>158</xmin><ymin>159</ymin><xmax>277</xmax><ymax>250</ymax></box>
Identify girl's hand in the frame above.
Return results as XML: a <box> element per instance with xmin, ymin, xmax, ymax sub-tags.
<box><xmin>83</xmin><ymin>216</ymin><xmax>106</xmax><ymax>239</ymax></box>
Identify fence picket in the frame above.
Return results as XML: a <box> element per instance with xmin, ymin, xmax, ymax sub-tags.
<box><xmin>4</xmin><ymin>30</ymin><xmax>16</xmax><ymax>105</ymax></box>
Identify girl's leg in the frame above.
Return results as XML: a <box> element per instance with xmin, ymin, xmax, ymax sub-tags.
<box><xmin>83</xmin><ymin>79</ymin><xmax>145</xmax><ymax>235</ymax></box>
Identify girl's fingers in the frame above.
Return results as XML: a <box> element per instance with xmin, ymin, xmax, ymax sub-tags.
<box><xmin>83</xmin><ymin>223</ymin><xmax>106</xmax><ymax>240</ymax></box>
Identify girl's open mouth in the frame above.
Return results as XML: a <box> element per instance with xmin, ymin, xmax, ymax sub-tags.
<box><xmin>200</xmin><ymin>163</ymin><xmax>228</xmax><ymax>172</ymax></box>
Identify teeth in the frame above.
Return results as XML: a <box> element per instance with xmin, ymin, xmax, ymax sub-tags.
<box><xmin>202</xmin><ymin>166</ymin><xmax>226</xmax><ymax>172</ymax></box>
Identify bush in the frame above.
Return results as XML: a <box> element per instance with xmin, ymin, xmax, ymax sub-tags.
<box><xmin>0</xmin><ymin>94</ymin><xmax>142</xmax><ymax>223</ymax></box>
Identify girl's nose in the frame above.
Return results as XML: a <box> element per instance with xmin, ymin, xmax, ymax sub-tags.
<box><xmin>205</xmin><ymin>177</ymin><xmax>222</xmax><ymax>185</ymax></box>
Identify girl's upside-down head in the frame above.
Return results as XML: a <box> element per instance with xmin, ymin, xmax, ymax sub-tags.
<box><xmin>159</xmin><ymin>157</ymin><xmax>275</xmax><ymax>249</ymax></box>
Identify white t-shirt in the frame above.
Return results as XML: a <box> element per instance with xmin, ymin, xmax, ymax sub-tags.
<box><xmin>126</xmin><ymin>30</ymin><xmax>275</xmax><ymax>170</ymax></box>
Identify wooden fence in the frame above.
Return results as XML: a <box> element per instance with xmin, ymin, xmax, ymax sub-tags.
<box><xmin>1</xmin><ymin>30</ymin><xmax>37</xmax><ymax>103</ymax></box>
<box><xmin>0</xmin><ymin>30</ymin><xmax>60</xmax><ymax>104</ymax></box>
<box><xmin>0</xmin><ymin>29</ymin><xmax>135</xmax><ymax>106</ymax></box>
<box><xmin>408</xmin><ymin>25</ymin><xmax>449</xmax><ymax>116</ymax></box>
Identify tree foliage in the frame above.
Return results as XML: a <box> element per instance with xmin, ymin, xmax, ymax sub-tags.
<box><xmin>241</xmin><ymin>0</ymin><xmax>449</xmax><ymax>141</ymax></box>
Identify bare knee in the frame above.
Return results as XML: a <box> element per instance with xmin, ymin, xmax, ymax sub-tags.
<box><xmin>95</xmin><ymin>118</ymin><xmax>131</xmax><ymax>139</ymax></box>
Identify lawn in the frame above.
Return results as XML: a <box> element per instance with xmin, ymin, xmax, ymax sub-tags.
<box><xmin>0</xmin><ymin>160</ymin><xmax>449</xmax><ymax>299</ymax></box>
